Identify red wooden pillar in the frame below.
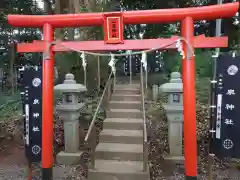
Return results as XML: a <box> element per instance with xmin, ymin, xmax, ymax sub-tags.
<box><xmin>181</xmin><ymin>17</ymin><xmax>198</xmax><ymax>180</ymax></box>
<box><xmin>42</xmin><ymin>23</ymin><xmax>54</xmax><ymax>180</ymax></box>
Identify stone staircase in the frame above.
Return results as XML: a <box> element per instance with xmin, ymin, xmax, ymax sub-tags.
<box><xmin>88</xmin><ymin>84</ymin><xmax>149</xmax><ymax>180</ymax></box>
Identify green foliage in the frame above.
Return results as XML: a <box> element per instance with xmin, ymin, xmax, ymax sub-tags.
<box><xmin>196</xmin><ymin>77</ymin><xmax>210</xmax><ymax>104</ymax></box>
<box><xmin>195</xmin><ymin>50</ymin><xmax>213</xmax><ymax>77</ymax></box>
<box><xmin>55</xmin><ymin>52</ymin><xmax>79</xmax><ymax>74</ymax></box>
<box><xmin>147</xmin><ymin>73</ymin><xmax>168</xmax><ymax>86</ymax></box>
<box><xmin>0</xmin><ymin>92</ymin><xmax>21</xmax><ymax>121</ymax></box>
<box><xmin>161</xmin><ymin>50</ymin><xmax>213</xmax><ymax>78</ymax></box>
<box><xmin>0</xmin><ymin>92</ymin><xmax>20</xmax><ymax>106</ymax></box>
<box><xmin>55</xmin><ymin>51</ymin><xmax>110</xmax><ymax>91</ymax></box>
<box><xmin>80</xmin><ymin>7</ymin><xmax>89</xmax><ymax>12</ymax></box>
<box><xmin>79</xmin><ymin>97</ymin><xmax>106</xmax><ymax>123</ymax></box>
<box><xmin>162</xmin><ymin>51</ymin><xmax>181</xmax><ymax>74</ymax></box>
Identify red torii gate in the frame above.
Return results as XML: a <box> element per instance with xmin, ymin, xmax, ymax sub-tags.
<box><xmin>8</xmin><ymin>2</ymin><xmax>239</xmax><ymax>180</ymax></box>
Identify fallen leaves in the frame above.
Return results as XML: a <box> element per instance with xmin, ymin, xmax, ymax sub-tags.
<box><xmin>147</xmin><ymin>91</ymin><xmax>240</xmax><ymax>180</ymax></box>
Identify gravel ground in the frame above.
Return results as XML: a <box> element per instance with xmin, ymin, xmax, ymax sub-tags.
<box><xmin>147</xmin><ymin>98</ymin><xmax>240</xmax><ymax>180</ymax></box>
<box><xmin>0</xmin><ymin>142</ymin><xmax>69</xmax><ymax>180</ymax></box>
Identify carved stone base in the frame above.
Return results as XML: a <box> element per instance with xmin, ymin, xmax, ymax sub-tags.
<box><xmin>56</xmin><ymin>151</ymin><xmax>83</xmax><ymax>165</ymax></box>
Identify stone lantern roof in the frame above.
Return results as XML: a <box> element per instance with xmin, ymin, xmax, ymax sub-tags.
<box><xmin>54</xmin><ymin>73</ymin><xmax>87</xmax><ymax>93</ymax></box>
<box><xmin>160</xmin><ymin>72</ymin><xmax>183</xmax><ymax>93</ymax></box>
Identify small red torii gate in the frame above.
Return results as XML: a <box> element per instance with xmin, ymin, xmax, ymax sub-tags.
<box><xmin>8</xmin><ymin>2</ymin><xmax>239</xmax><ymax>180</ymax></box>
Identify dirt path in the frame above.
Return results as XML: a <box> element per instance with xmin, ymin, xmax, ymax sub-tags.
<box><xmin>1</xmin><ymin>142</ymin><xmax>240</xmax><ymax>180</ymax></box>
<box><xmin>0</xmin><ymin>141</ymin><xmax>86</xmax><ymax>180</ymax></box>
<box><xmin>0</xmin><ymin>141</ymin><xmax>28</xmax><ymax>180</ymax></box>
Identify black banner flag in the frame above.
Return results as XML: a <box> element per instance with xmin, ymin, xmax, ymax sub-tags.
<box><xmin>20</xmin><ymin>66</ymin><xmax>42</xmax><ymax>162</ymax></box>
<box><xmin>210</xmin><ymin>54</ymin><xmax>240</xmax><ymax>158</ymax></box>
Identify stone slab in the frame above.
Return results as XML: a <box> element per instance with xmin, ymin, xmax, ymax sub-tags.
<box><xmin>88</xmin><ymin>160</ymin><xmax>150</xmax><ymax>180</ymax></box>
<box><xmin>114</xmin><ymin>89</ymin><xmax>141</xmax><ymax>95</ymax></box>
<box><xmin>95</xmin><ymin>142</ymin><xmax>143</xmax><ymax>161</ymax></box>
<box><xmin>56</xmin><ymin>151</ymin><xmax>83</xmax><ymax>165</ymax></box>
<box><xmin>103</xmin><ymin>118</ymin><xmax>143</xmax><ymax>130</ymax></box>
<box><xmin>112</xmin><ymin>94</ymin><xmax>141</xmax><ymax>101</ymax></box>
<box><xmin>107</xmin><ymin>109</ymin><xmax>142</xmax><ymax>119</ymax></box>
<box><xmin>109</xmin><ymin>100</ymin><xmax>141</xmax><ymax>109</ymax></box>
<box><xmin>99</xmin><ymin>129</ymin><xmax>143</xmax><ymax>144</ymax></box>
<box><xmin>93</xmin><ymin>159</ymin><xmax>144</xmax><ymax>173</ymax></box>
<box><xmin>163</xmin><ymin>155</ymin><xmax>184</xmax><ymax>165</ymax></box>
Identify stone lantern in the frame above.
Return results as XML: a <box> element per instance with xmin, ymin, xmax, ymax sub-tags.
<box><xmin>54</xmin><ymin>73</ymin><xmax>87</xmax><ymax>165</ymax></box>
<box><xmin>159</xmin><ymin>72</ymin><xmax>184</xmax><ymax>163</ymax></box>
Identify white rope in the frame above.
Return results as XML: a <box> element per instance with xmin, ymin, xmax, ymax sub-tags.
<box><xmin>79</xmin><ymin>52</ymin><xmax>87</xmax><ymax>86</ymax></box>
<box><xmin>57</xmin><ymin>36</ymin><xmax>195</xmax><ymax>59</ymax></box>
<box><xmin>176</xmin><ymin>39</ymin><xmax>185</xmax><ymax>59</ymax></box>
<box><xmin>80</xmin><ymin>52</ymin><xmax>87</xmax><ymax>71</ymax></box>
<box><xmin>141</xmin><ymin>51</ymin><xmax>148</xmax><ymax>89</ymax></box>
<box><xmin>126</xmin><ymin>50</ymin><xmax>132</xmax><ymax>55</ymax></box>
<box><xmin>108</xmin><ymin>54</ymin><xmax>116</xmax><ymax>75</ymax></box>
<box><xmin>232</xmin><ymin>51</ymin><xmax>237</xmax><ymax>58</ymax></box>
<box><xmin>141</xmin><ymin>52</ymin><xmax>147</xmax><ymax>71</ymax></box>
<box><xmin>212</xmin><ymin>51</ymin><xmax>219</xmax><ymax>58</ymax></box>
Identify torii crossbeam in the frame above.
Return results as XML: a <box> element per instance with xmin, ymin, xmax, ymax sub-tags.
<box><xmin>16</xmin><ymin>35</ymin><xmax>228</xmax><ymax>52</ymax></box>
<box><xmin>8</xmin><ymin>2</ymin><xmax>239</xmax><ymax>180</ymax></box>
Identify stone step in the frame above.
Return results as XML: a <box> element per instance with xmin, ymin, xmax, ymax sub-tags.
<box><xmin>107</xmin><ymin>109</ymin><xmax>142</xmax><ymax>119</ymax></box>
<box><xmin>109</xmin><ymin>101</ymin><xmax>141</xmax><ymax>110</ymax></box>
<box><xmin>115</xmin><ymin>84</ymin><xmax>140</xmax><ymax>89</ymax></box>
<box><xmin>111</xmin><ymin>94</ymin><xmax>141</xmax><ymax>101</ymax></box>
<box><xmin>114</xmin><ymin>89</ymin><xmax>140</xmax><ymax>95</ymax></box>
<box><xmin>88</xmin><ymin>160</ymin><xmax>149</xmax><ymax>180</ymax></box>
<box><xmin>114</xmin><ymin>87</ymin><xmax>140</xmax><ymax>91</ymax></box>
<box><xmin>99</xmin><ymin>129</ymin><xmax>143</xmax><ymax>144</ymax></box>
<box><xmin>95</xmin><ymin>143</ymin><xmax>143</xmax><ymax>161</ymax></box>
<box><xmin>103</xmin><ymin>118</ymin><xmax>143</xmax><ymax>130</ymax></box>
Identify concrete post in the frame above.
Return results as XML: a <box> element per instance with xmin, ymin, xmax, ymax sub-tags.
<box><xmin>54</xmin><ymin>73</ymin><xmax>87</xmax><ymax>165</ymax></box>
<box><xmin>159</xmin><ymin>72</ymin><xmax>184</xmax><ymax>164</ymax></box>
<box><xmin>152</xmin><ymin>84</ymin><xmax>159</xmax><ymax>101</ymax></box>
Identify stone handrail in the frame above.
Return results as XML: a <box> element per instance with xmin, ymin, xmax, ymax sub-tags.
<box><xmin>84</xmin><ymin>71</ymin><xmax>113</xmax><ymax>168</ymax></box>
<box><xmin>140</xmin><ymin>64</ymin><xmax>148</xmax><ymax>172</ymax></box>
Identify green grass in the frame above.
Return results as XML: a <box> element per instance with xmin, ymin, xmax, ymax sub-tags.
<box><xmin>146</xmin><ymin>73</ymin><xmax>211</xmax><ymax>104</ymax></box>
<box><xmin>0</xmin><ymin>91</ymin><xmax>22</xmax><ymax>121</ymax></box>
<box><xmin>195</xmin><ymin>77</ymin><xmax>211</xmax><ymax>104</ymax></box>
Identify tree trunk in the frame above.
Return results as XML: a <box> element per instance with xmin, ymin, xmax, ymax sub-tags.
<box><xmin>44</xmin><ymin>0</ymin><xmax>99</xmax><ymax>40</ymax></box>
<box><xmin>67</xmin><ymin>0</ymin><xmax>75</xmax><ymax>40</ymax></box>
<box><xmin>54</xmin><ymin>0</ymin><xmax>64</xmax><ymax>39</ymax></box>
<box><xmin>43</xmin><ymin>0</ymin><xmax>54</xmax><ymax>14</ymax></box>
<box><xmin>84</xmin><ymin>0</ymin><xmax>96</xmax><ymax>11</ymax></box>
